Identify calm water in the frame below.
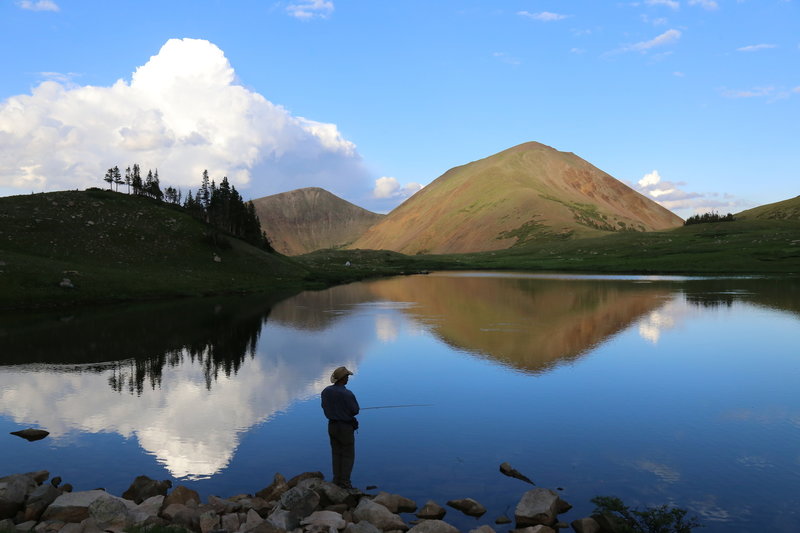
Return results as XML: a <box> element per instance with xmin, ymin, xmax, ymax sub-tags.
<box><xmin>1</xmin><ymin>272</ymin><xmax>799</xmax><ymax>532</ymax></box>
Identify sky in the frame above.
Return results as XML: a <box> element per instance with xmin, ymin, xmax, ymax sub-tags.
<box><xmin>0</xmin><ymin>0</ymin><xmax>797</xmax><ymax>217</ymax></box>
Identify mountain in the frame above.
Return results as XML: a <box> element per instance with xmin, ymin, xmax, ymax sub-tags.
<box><xmin>251</xmin><ymin>187</ymin><xmax>384</xmax><ymax>256</ymax></box>
<box><xmin>350</xmin><ymin>142</ymin><xmax>683</xmax><ymax>254</ymax></box>
<box><xmin>736</xmin><ymin>195</ymin><xmax>800</xmax><ymax>221</ymax></box>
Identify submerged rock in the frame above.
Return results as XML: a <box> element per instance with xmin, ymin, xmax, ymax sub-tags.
<box><xmin>446</xmin><ymin>498</ymin><xmax>486</xmax><ymax>517</ymax></box>
<box><xmin>514</xmin><ymin>488</ymin><xmax>571</xmax><ymax>528</ymax></box>
<box><xmin>10</xmin><ymin>429</ymin><xmax>50</xmax><ymax>442</ymax></box>
<box><xmin>353</xmin><ymin>498</ymin><xmax>408</xmax><ymax>531</ymax></box>
<box><xmin>499</xmin><ymin>462</ymin><xmax>534</xmax><ymax>485</ymax></box>
<box><xmin>407</xmin><ymin>519</ymin><xmax>459</xmax><ymax>533</ymax></box>
<box><xmin>373</xmin><ymin>492</ymin><xmax>417</xmax><ymax>514</ymax></box>
<box><xmin>122</xmin><ymin>475</ymin><xmax>172</xmax><ymax>504</ymax></box>
<box><xmin>416</xmin><ymin>500</ymin><xmax>446</xmax><ymax>520</ymax></box>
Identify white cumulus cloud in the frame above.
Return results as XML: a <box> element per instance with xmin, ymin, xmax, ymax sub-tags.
<box><xmin>737</xmin><ymin>44</ymin><xmax>777</xmax><ymax>52</ymax></box>
<box><xmin>688</xmin><ymin>0</ymin><xmax>718</xmax><ymax>10</ymax></box>
<box><xmin>518</xmin><ymin>11</ymin><xmax>569</xmax><ymax>21</ymax></box>
<box><xmin>633</xmin><ymin>169</ymin><xmax>746</xmax><ymax>218</ymax></box>
<box><xmin>372</xmin><ymin>176</ymin><xmax>423</xmax><ymax>200</ymax></box>
<box><xmin>17</xmin><ymin>0</ymin><xmax>59</xmax><ymax>12</ymax></box>
<box><xmin>0</xmin><ymin>38</ymin><xmax>370</xmax><ymax>200</ymax></box>
<box><xmin>627</xmin><ymin>29</ymin><xmax>682</xmax><ymax>52</ymax></box>
<box><xmin>645</xmin><ymin>0</ymin><xmax>680</xmax><ymax>10</ymax></box>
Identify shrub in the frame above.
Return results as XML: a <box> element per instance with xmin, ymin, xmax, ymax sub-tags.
<box><xmin>591</xmin><ymin>495</ymin><xmax>702</xmax><ymax>533</ymax></box>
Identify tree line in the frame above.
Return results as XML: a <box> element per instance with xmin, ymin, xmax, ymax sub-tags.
<box><xmin>101</xmin><ymin>165</ymin><xmax>272</xmax><ymax>251</ymax></box>
<box><xmin>684</xmin><ymin>211</ymin><xmax>736</xmax><ymax>225</ymax></box>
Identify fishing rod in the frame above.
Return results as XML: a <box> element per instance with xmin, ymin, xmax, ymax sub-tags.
<box><xmin>360</xmin><ymin>404</ymin><xmax>433</xmax><ymax>410</ymax></box>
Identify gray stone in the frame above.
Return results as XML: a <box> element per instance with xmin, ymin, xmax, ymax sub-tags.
<box><xmin>33</xmin><ymin>520</ymin><xmax>65</xmax><ymax>533</ymax></box>
<box><xmin>26</xmin><ymin>471</ymin><xmax>50</xmax><ymax>485</ymax></box>
<box><xmin>136</xmin><ymin>495</ymin><xmax>165</xmax><ymax>518</ymax></box>
<box><xmin>266</xmin><ymin>509</ymin><xmax>296</xmax><ymax>531</ymax></box>
<box><xmin>287</xmin><ymin>473</ymin><xmax>323</xmax><ymax>489</ymax></box>
<box><xmin>0</xmin><ymin>518</ymin><xmax>15</xmax><ymax>531</ymax></box>
<box><xmin>0</xmin><ymin>474</ymin><xmax>38</xmax><ymax>519</ymax></box>
<box><xmin>88</xmin><ymin>494</ymin><xmax>131</xmax><ymax>530</ymax></box>
<box><xmin>166</xmin><ymin>504</ymin><xmax>200</xmax><ymax>530</ymax></box>
<box><xmin>256</xmin><ymin>474</ymin><xmax>290</xmax><ymax>503</ymax></box>
<box><xmin>59</xmin><ymin>523</ymin><xmax>84</xmax><ymax>533</ymax></box>
<box><xmin>279</xmin><ymin>486</ymin><xmax>319</xmax><ymax>520</ymax></box>
<box><xmin>78</xmin><ymin>518</ymin><xmax>102</xmax><ymax>533</ymax></box>
<box><xmin>305</xmin><ymin>525</ymin><xmax>336</xmax><ymax>533</ymax></box>
<box><xmin>591</xmin><ymin>513</ymin><xmax>628</xmax><ymax>533</ymax></box>
<box><xmin>416</xmin><ymin>500</ymin><xmax>446</xmax><ymax>520</ymax></box>
<box><xmin>494</xmin><ymin>515</ymin><xmax>511</xmax><ymax>525</ymax></box>
<box><xmin>300</xmin><ymin>510</ymin><xmax>346</xmax><ymax>530</ymax></box>
<box><xmin>373</xmin><ymin>492</ymin><xmax>417</xmax><ymax>514</ymax></box>
<box><xmin>163</xmin><ymin>485</ymin><xmax>201</xmax><ymax>508</ymax></box>
<box><xmin>24</xmin><ymin>484</ymin><xmax>61</xmax><ymax>522</ymax></box>
<box><xmin>200</xmin><ymin>510</ymin><xmax>221</xmax><ymax>533</ymax></box>
<box><xmin>221</xmin><ymin>512</ymin><xmax>241</xmax><ymax>532</ymax></box>
<box><xmin>446</xmin><ymin>498</ymin><xmax>486</xmax><ymax>517</ymax></box>
<box><xmin>407</xmin><ymin>520</ymin><xmax>459</xmax><ymax>533</ymax></box>
<box><xmin>343</xmin><ymin>522</ymin><xmax>380</xmax><ymax>533</ymax></box>
<box><xmin>161</xmin><ymin>503</ymin><xmax>190</xmax><ymax>521</ymax></box>
<box><xmin>468</xmin><ymin>526</ymin><xmax>495</xmax><ymax>533</ymax></box>
<box><xmin>243</xmin><ymin>509</ymin><xmax>264</xmax><ymax>530</ymax></box>
<box><xmin>40</xmin><ymin>490</ymin><xmax>110</xmax><ymax>523</ymax></box>
<box><xmin>296</xmin><ymin>479</ymin><xmax>350</xmax><ymax>507</ymax></box>
<box><xmin>570</xmin><ymin>517</ymin><xmax>600</xmax><ymax>533</ymax></box>
<box><xmin>15</xmin><ymin>521</ymin><xmax>38</xmax><ymax>532</ymax></box>
<box><xmin>243</xmin><ymin>522</ymin><xmax>285</xmax><ymax>533</ymax></box>
<box><xmin>59</xmin><ymin>279</ymin><xmax>74</xmax><ymax>289</ymax></box>
<box><xmin>515</xmin><ymin>489</ymin><xmax>571</xmax><ymax>528</ymax></box>
<box><xmin>353</xmin><ymin>498</ymin><xmax>408</xmax><ymax>531</ymax></box>
<box><xmin>122</xmin><ymin>476</ymin><xmax>172</xmax><ymax>504</ymax></box>
<box><xmin>499</xmin><ymin>462</ymin><xmax>534</xmax><ymax>485</ymax></box>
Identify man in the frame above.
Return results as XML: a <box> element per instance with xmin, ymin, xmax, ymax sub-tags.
<box><xmin>321</xmin><ymin>366</ymin><xmax>360</xmax><ymax>489</ymax></box>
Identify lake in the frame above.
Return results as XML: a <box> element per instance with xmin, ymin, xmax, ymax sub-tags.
<box><xmin>1</xmin><ymin>272</ymin><xmax>799</xmax><ymax>532</ymax></box>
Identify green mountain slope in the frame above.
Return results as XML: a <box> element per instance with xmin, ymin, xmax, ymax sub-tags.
<box><xmin>251</xmin><ymin>187</ymin><xmax>384</xmax><ymax>255</ymax></box>
<box><xmin>737</xmin><ymin>195</ymin><xmax>800</xmax><ymax>221</ymax></box>
<box><xmin>351</xmin><ymin>142</ymin><xmax>683</xmax><ymax>254</ymax></box>
<box><xmin>0</xmin><ymin>189</ymin><xmax>308</xmax><ymax>309</ymax></box>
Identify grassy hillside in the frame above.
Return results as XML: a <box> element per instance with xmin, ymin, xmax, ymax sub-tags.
<box><xmin>736</xmin><ymin>195</ymin><xmax>800</xmax><ymax>221</ymax></box>
<box><xmin>0</xmin><ymin>189</ymin><xmax>310</xmax><ymax>309</ymax></box>
<box><xmin>251</xmin><ymin>187</ymin><xmax>384</xmax><ymax>255</ymax></box>
<box><xmin>351</xmin><ymin>142</ymin><xmax>683</xmax><ymax>254</ymax></box>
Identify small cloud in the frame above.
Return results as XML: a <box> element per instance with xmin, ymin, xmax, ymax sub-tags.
<box><xmin>493</xmin><ymin>52</ymin><xmax>521</xmax><ymax>66</ymax></box>
<box><xmin>688</xmin><ymin>0</ymin><xmax>719</xmax><ymax>9</ymax></box>
<box><xmin>736</xmin><ymin>44</ymin><xmax>777</xmax><ymax>52</ymax></box>
<box><xmin>518</xmin><ymin>11</ymin><xmax>569</xmax><ymax>21</ymax></box>
<box><xmin>721</xmin><ymin>86</ymin><xmax>774</xmax><ymax>98</ymax></box>
<box><xmin>38</xmin><ymin>72</ymin><xmax>80</xmax><ymax>84</ymax></box>
<box><xmin>673</xmin><ymin>71</ymin><xmax>685</xmax><ymax>77</ymax></box>
<box><xmin>372</xmin><ymin>177</ymin><xmax>423</xmax><ymax>200</ymax></box>
<box><xmin>286</xmin><ymin>0</ymin><xmax>333</xmax><ymax>19</ymax></box>
<box><xmin>16</xmin><ymin>0</ymin><xmax>59</xmax><ymax>11</ymax></box>
<box><xmin>633</xmin><ymin>169</ymin><xmax>746</xmax><ymax>218</ymax></box>
<box><xmin>645</xmin><ymin>0</ymin><xmax>680</xmax><ymax>10</ymax></box>
<box><xmin>616</xmin><ymin>29</ymin><xmax>682</xmax><ymax>54</ymax></box>
<box><xmin>570</xmin><ymin>48</ymin><xmax>586</xmax><ymax>54</ymax></box>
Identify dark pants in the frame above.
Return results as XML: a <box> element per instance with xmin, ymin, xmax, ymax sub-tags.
<box><xmin>328</xmin><ymin>420</ymin><xmax>355</xmax><ymax>486</ymax></box>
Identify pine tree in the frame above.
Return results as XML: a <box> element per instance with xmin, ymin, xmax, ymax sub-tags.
<box><xmin>112</xmin><ymin>166</ymin><xmax>123</xmax><ymax>192</ymax></box>
<box><xmin>132</xmin><ymin>164</ymin><xmax>143</xmax><ymax>195</ymax></box>
<box><xmin>124</xmin><ymin>166</ymin><xmax>132</xmax><ymax>194</ymax></box>
<box><xmin>103</xmin><ymin>168</ymin><xmax>114</xmax><ymax>189</ymax></box>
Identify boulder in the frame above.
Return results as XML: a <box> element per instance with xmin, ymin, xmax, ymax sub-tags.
<box><xmin>407</xmin><ymin>520</ymin><xmax>459</xmax><ymax>533</ymax></box>
<box><xmin>243</xmin><ymin>522</ymin><xmax>285</xmax><ymax>533</ymax></box>
<box><xmin>0</xmin><ymin>519</ymin><xmax>14</xmax><ymax>531</ymax></box>
<box><xmin>266</xmin><ymin>509</ymin><xmax>296</xmax><ymax>531</ymax></box>
<box><xmin>40</xmin><ymin>490</ymin><xmax>110</xmax><ymax>523</ymax></box>
<box><xmin>163</xmin><ymin>485</ymin><xmax>201</xmax><ymax>508</ymax></box>
<box><xmin>296</xmin><ymin>478</ymin><xmax>351</xmax><ymax>507</ymax></box>
<box><xmin>287</xmin><ymin>472</ymin><xmax>324</xmax><ymax>489</ymax></box>
<box><xmin>301</xmin><ymin>510</ymin><xmax>346</xmax><ymax>530</ymax></box>
<box><xmin>515</xmin><ymin>489</ymin><xmax>571</xmax><ymax>528</ymax></box>
<box><xmin>343</xmin><ymin>522</ymin><xmax>381</xmax><ymax>533</ymax></box>
<box><xmin>494</xmin><ymin>515</ymin><xmax>511</xmax><ymax>525</ymax></box>
<box><xmin>373</xmin><ymin>492</ymin><xmax>417</xmax><ymax>514</ymax></box>
<box><xmin>591</xmin><ymin>512</ymin><xmax>629</xmax><ymax>533</ymax></box>
<box><xmin>571</xmin><ymin>517</ymin><xmax>601</xmax><ymax>533</ymax></box>
<box><xmin>278</xmin><ymin>486</ymin><xmax>319</xmax><ymax>520</ymax></box>
<box><xmin>208</xmin><ymin>495</ymin><xmax>238</xmax><ymax>515</ymax></box>
<box><xmin>446</xmin><ymin>498</ymin><xmax>486</xmax><ymax>517</ymax></box>
<box><xmin>469</xmin><ymin>527</ymin><xmax>495</xmax><ymax>533</ymax></box>
<box><xmin>33</xmin><ymin>520</ymin><xmax>65</xmax><ymax>532</ymax></box>
<box><xmin>255</xmin><ymin>474</ymin><xmax>289</xmax><ymax>503</ymax></box>
<box><xmin>515</xmin><ymin>527</ymin><xmax>556</xmax><ymax>533</ymax></box>
<box><xmin>58</xmin><ymin>524</ymin><xmax>83</xmax><ymax>533</ymax></box>
<box><xmin>416</xmin><ymin>501</ymin><xmax>446</xmax><ymax>520</ymax></box>
<box><xmin>242</xmin><ymin>509</ymin><xmax>264</xmax><ymax>530</ymax></box>
<box><xmin>23</xmin><ymin>483</ymin><xmax>60</xmax><ymax>521</ymax></box>
<box><xmin>26</xmin><ymin>472</ymin><xmax>50</xmax><ymax>485</ymax></box>
<box><xmin>162</xmin><ymin>504</ymin><xmax>200</xmax><ymax>530</ymax></box>
<box><xmin>199</xmin><ymin>510</ymin><xmax>221</xmax><ymax>533</ymax></box>
<box><xmin>135</xmin><ymin>495</ymin><xmax>165</xmax><ymax>519</ymax></box>
<box><xmin>0</xmin><ymin>474</ymin><xmax>38</xmax><ymax>519</ymax></box>
<box><xmin>122</xmin><ymin>476</ymin><xmax>172</xmax><ymax>504</ymax></box>
<box><xmin>220</xmin><ymin>512</ymin><xmax>240</xmax><ymax>532</ymax></box>
<box><xmin>353</xmin><ymin>498</ymin><xmax>408</xmax><ymax>531</ymax></box>
<box><xmin>10</xmin><ymin>430</ymin><xmax>50</xmax><ymax>442</ymax></box>
<box><xmin>499</xmin><ymin>462</ymin><xmax>534</xmax><ymax>485</ymax></box>
<box><xmin>88</xmin><ymin>494</ymin><xmax>133</xmax><ymax>531</ymax></box>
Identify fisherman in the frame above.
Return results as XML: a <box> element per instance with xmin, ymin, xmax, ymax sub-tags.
<box><xmin>321</xmin><ymin>366</ymin><xmax>360</xmax><ymax>489</ymax></box>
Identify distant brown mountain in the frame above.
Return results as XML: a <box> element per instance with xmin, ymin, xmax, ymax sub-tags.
<box><xmin>350</xmin><ymin>142</ymin><xmax>683</xmax><ymax>254</ymax></box>
<box><xmin>251</xmin><ymin>187</ymin><xmax>384</xmax><ymax>256</ymax></box>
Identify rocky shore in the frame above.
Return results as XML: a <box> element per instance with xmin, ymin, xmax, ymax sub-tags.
<box><xmin>0</xmin><ymin>470</ymin><xmax>619</xmax><ymax>533</ymax></box>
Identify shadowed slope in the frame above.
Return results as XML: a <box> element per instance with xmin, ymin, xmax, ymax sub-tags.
<box><xmin>737</xmin><ymin>195</ymin><xmax>800</xmax><ymax>221</ymax></box>
<box><xmin>351</xmin><ymin>142</ymin><xmax>683</xmax><ymax>254</ymax></box>
<box><xmin>251</xmin><ymin>187</ymin><xmax>384</xmax><ymax>255</ymax></box>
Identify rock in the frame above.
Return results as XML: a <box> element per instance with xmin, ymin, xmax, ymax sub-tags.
<box><xmin>10</xmin><ymin>430</ymin><xmax>50</xmax><ymax>442</ymax></box>
<box><xmin>499</xmin><ymin>462</ymin><xmax>534</xmax><ymax>485</ymax></box>
<box><xmin>256</xmin><ymin>474</ymin><xmax>289</xmax><ymax>502</ymax></box>
<box><xmin>571</xmin><ymin>517</ymin><xmax>601</xmax><ymax>533</ymax></box>
<box><xmin>287</xmin><ymin>472</ymin><xmax>324</xmax><ymax>489</ymax></box>
<box><xmin>40</xmin><ymin>490</ymin><xmax>111</xmax><ymax>523</ymax></box>
<box><xmin>33</xmin><ymin>520</ymin><xmax>65</xmax><ymax>532</ymax></box>
<box><xmin>243</xmin><ymin>509</ymin><xmax>264</xmax><ymax>530</ymax></box>
<box><xmin>135</xmin><ymin>495</ymin><xmax>165</xmax><ymax>519</ymax></box>
<box><xmin>373</xmin><ymin>492</ymin><xmax>417</xmax><ymax>514</ymax></box>
<box><xmin>162</xmin><ymin>504</ymin><xmax>200</xmax><ymax>530</ymax></box>
<box><xmin>163</xmin><ymin>485</ymin><xmax>201</xmax><ymax>508</ymax></box>
<box><xmin>591</xmin><ymin>512</ymin><xmax>628</xmax><ymax>533</ymax></box>
<box><xmin>494</xmin><ymin>515</ymin><xmax>511</xmax><ymax>525</ymax></box>
<box><xmin>200</xmin><ymin>510</ymin><xmax>221</xmax><ymax>533</ymax></box>
<box><xmin>515</xmin><ymin>526</ymin><xmax>556</xmax><ymax>533</ymax></box>
<box><xmin>79</xmin><ymin>517</ymin><xmax>103</xmax><ymax>533</ymax></box>
<box><xmin>27</xmin><ymin>471</ymin><xmax>50</xmax><ymax>485</ymax></box>
<box><xmin>469</xmin><ymin>526</ymin><xmax>495</xmax><ymax>533</ymax></box>
<box><xmin>343</xmin><ymin>522</ymin><xmax>381</xmax><ymax>533</ymax></box>
<box><xmin>515</xmin><ymin>489</ymin><xmax>572</xmax><ymax>528</ymax></box>
<box><xmin>353</xmin><ymin>498</ymin><xmax>408</xmax><ymax>531</ymax></box>
<box><xmin>59</xmin><ymin>524</ymin><xmax>83</xmax><ymax>533</ymax></box>
<box><xmin>60</xmin><ymin>485</ymin><xmax>73</xmax><ymax>494</ymax></box>
<box><xmin>278</xmin><ymin>486</ymin><xmax>319</xmax><ymax>519</ymax></box>
<box><xmin>416</xmin><ymin>500</ymin><xmax>446</xmax><ymax>520</ymax></box>
<box><xmin>297</xmin><ymin>478</ymin><xmax>352</xmax><ymax>508</ymax></box>
<box><xmin>24</xmin><ymin>484</ymin><xmax>61</xmax><ymax>522</ymax></box>
<box><xmin>301</xmin><ymin>510</ymin><xmax>346</xmax><ymax>530</ymax></box>
<box><xmin>122</xmin><ymin>475</ymin><xmax>172</xmax><ymax>504</ymax></box>
<box><xmin>445</xmin><ymin>498</ymin><xmax>486</xmax><ymax>517</ymax></box>
<box><xmin>50</xmin><ymin>478</ymin><xmax>62</xmax><ymax>489</ymax></box>
<box><xmin>407</xmin><ymin>520</ymin><xmax>459</xmax><ymax>533</ymax></box>
<box><xmin>213</xmin><ymin>255</ymin><xmax>222</xmax><ymax>263</ymax></box>
<box><xmin>59</xmin><ymin>279</ymin><xmax>74</xmax><ymax>289</ymax></box>
<box><xmin>0</xmin><ymin>473</ymin><xmax>38</xmax><ymax>519</ymax></box>
<box><xmin>0</xmin><ymin>519</ymin><xmax>15</xmax><ymax>531</ymax></box>
<box><xmin>88</xmin><ymin>494</ymin><xmax>132</xmax><ymax>531</ymax></box>
<box><xmin>14</xmin><ymin>520</ymin><xmax>38</xmax><ymax>532</ymax></box>
<box><xmin>209</xmin><ymin>495</ymin><xmax>239</xmax><ymax>515</ymax></box>
<box><xmin>266</xmin><ymin>509</ymin><xmax>296</xmax><ymax>531</ymax></box>
<box><xmin>243</xmin><ymin>522</ymin><xmax>285</xmax><ymax>533</ymax></box>
<box><xmin>221</xmin><ymin>512</ymin><xmax>240</xmax><ymax>532</ymax></box>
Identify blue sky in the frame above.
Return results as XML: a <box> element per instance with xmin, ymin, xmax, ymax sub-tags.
<box><xmin>0</xmin><ymin>0</ymin><xmax>797</xmax><ymax>217</ymax></box>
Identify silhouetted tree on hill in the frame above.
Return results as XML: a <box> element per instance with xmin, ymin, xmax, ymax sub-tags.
<box><xmin>684</xmin><ymin>211</ymin><xmax>735</xmax><ymax>225</ymax></box>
